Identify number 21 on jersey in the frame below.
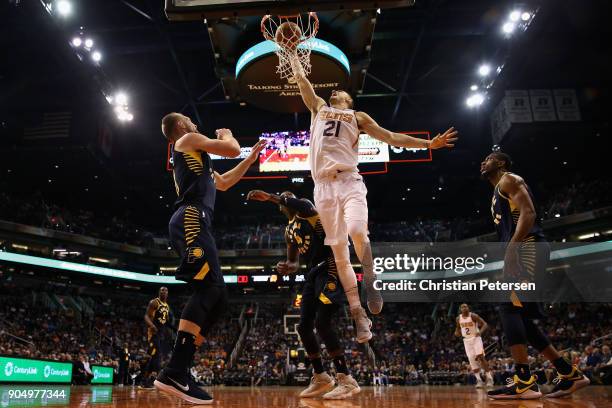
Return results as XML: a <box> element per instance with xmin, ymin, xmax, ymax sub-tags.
<box><xmin>323</xmin><ymin>120</ymin><xmax>341</xmax><ymax>137</ymax></box>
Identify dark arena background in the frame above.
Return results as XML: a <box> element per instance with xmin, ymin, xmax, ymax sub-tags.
<box><xmin>1</xmin><ymin>0</ymin><xmax>611</xmax><ymax>407</ymax></box>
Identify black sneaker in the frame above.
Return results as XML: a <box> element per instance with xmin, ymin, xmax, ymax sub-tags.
<box><xmin>138</xmin><ymin>376</ymin><xmax>155</xmax><ymax>390</ymax></box>
<box><xmin>488</xmin><ymin>375</ymin><xmax>542</xmax><ymax>400</ymax></box>
<box><xmin>545</xmin><ymin>366</ymin><xmax>590</xmax><ymax>398</ymax></box>
<box><xmin>154</xmin><ymin>368</ymin><xmax>213</xmax><ymax>404</ymax></box>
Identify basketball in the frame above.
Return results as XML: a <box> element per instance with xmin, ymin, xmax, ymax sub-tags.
<box><xmin>275</xmin><ymin>21</ymin><xmax>302</xmax><ymax>51</ymax></box>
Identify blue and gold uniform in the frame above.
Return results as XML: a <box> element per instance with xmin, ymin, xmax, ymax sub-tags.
<box><xmin>146</xmin><ymin>298</ymin><xmax>171</xmax><ymax>373</ymax></box>
<box><xmin>284</xmin><ymin>199</ymin><xmax>345</xmax><ymax>306</ymax></box>
<box><xmin>491</xmin><ymin>172</ymin><xmax>548</xmax><ymax>278</ymax></box>
<box><xmin>147</xmin><ymin>298</ymin><xmax>170</xmax><ymax>341</ymax></box>
<box><xmin>169</xmin><ymin>147</ymin><xmax>223</xmax><ymax>286</ymax></box>
<box><xmin>492</xmin><ymin>173</ymin><xmax>551</xmax><ymax>350</ymax></box>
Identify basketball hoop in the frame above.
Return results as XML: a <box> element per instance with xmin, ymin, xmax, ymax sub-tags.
<box><xmin>261</xmin><ymin>12</ymin><xmax>319</xmax><ymax>83</ymax></box>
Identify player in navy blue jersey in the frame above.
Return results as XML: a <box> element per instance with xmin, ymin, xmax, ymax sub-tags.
<box><xmin>481</xmin><ymin>152</ymin><xmax>589</xmax><ymax>400</ymax></box>
<box><xmin>154</xmin><ymin>112</ymin><xmax>266</xmax><ymax>404</ymax></box>
<box><xmin>247</xmin><ymin>190</ymin><xmax>361</xmax><ymax>399</ymax></box>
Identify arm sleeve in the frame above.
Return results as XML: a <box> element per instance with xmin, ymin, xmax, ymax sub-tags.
<box><xmin>279</xmin><ymin>197</ymin><xmax>317</xmax><ymax>217</ymax></box>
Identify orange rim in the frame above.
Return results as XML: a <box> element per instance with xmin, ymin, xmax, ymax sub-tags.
<box><xmin>260</xmin><ymin>12</ymin><xmax>319</xmax><ymax>42</ymax></box>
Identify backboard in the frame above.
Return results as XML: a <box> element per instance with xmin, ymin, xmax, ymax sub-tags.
<box><xmin>165</xmin><ymin>0</ymin><xmax>415</xmax><ymax>21</ymax></box>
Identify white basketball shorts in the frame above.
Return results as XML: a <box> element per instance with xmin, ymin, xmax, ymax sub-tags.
<box><xmin>313</xmin><ymin>171</ymin><xmax>369</xmax><ymax>246</ymax></box>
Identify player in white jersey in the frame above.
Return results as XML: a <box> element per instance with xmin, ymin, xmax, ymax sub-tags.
<box><xmin>291</xmin><ymin>57</ymin><xmax>458</xmax><ymax>343</ymax></box>
<box><xmin>454</xmin><ymin>303</ymin><xmax>494</xmax><ymax>388</ymax></box>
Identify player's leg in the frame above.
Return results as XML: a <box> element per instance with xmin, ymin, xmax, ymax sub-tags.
<box><xmin>342</xmin><ymin>176</ymin><xmax>383</xmax><ymax>315</ymax></box>
<box><xmin>154</xmin><ymin>206</ymin><xmax>219</xmax><ymax>404</ymax></box>
<box><xmin>518</xmin><ymin>311</ymin><xmax>590</xmax><ymax>398</ymax></box>
<box><xmin>297</xmin><ymin>273</ymin><xmax>335</xmax><ymax>398</ymax></box>
<box><xmin>522</xmin><ymin>242</ymin><xmax>588</xmax><ymax>397</ymax></box>
<box><xmin>315</xmin><ymin>304</ymin><xmax>361</xmax><ymax>400</ymax></box>
<box><xmin>475</xmin><ymin>355</ymin><xmax>494</xmax><ymax>387</ymax></box>
<box><xmin>488</xmin><ymin>305</ymin><xmax>541</xmax><ymax>399</ymax></box>
<box><xmin>140</xmin><ymin>333</ymin><xmax>162</xmax><ymax>388</ymax></box>
<box><xmin>472</xmin><ymin>336</ymin><xmax>493</xmax><ymax>386</ymax></box>
<box><xmin>465</xmin><ymin>339</ymin><xmax>484</xmax><ymax>388</ymax></box>
<box><xmin>314</xmin><ymin>181</ymin><xmax>372</xmax><ymax>343</ymax></box>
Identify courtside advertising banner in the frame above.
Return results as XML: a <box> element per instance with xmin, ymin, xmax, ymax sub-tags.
<box><xmin>90</xmin><ymin>366</ymin><xmax>114</xmax><ymax>385</ymax></box>
<box><xmin>0</xmin><ymin>357</ymin><xmax>72</xmax><ymax>383</ymax></box>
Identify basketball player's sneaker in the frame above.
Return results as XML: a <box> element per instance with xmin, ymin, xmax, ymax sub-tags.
<box><xmin>154</xmin><ymin>368</ymin><xmax>213</xmax><ymax>404</ymax></box>
<box><xmin>350</xmin><ymin>306</ymin><xmax>372</xmax><ymax>343</ymax></box>
<box><xmin>487</xmin><ymin>375</ymin><xmax>542</xmax><ymax>399</ymax></box>
<box><xmin>138</xmin><ymin>376</ymin><xmax>155</xmax><ymax>390</ymax></box>
<box><xmin>545</xmin><ymin>366</ymin><xmax>590</xmax><ymax>398</ymax></box>
<box><xmin>299</xmin><ymin>372</ymin><xmax>335</xmax><ymax>398</ymax></box>
<box><xmin>323</xmin><ymin>373</ymin><xmax>361</xmax><ymax>399</ymax></box>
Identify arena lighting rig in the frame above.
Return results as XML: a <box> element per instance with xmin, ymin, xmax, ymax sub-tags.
<box><xmin>465</xmin><ymin>7</ymin><xmax>537</xmax><ymax>109</ymax></box>
<box><xmin>43</xmin><ymin>0</ymin><xmax>134</xmax><ymax>122</ymax></box>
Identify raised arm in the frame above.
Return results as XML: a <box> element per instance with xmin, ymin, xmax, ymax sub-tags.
<box><xmin>471</xmin><ymin>313</ymin><xmax>488</xmax><ymax>336</ymax></box>
<box><xmin>214</xmin><ymin>140</ymin><xmax>267</xmax><ymax>191</ymax></box>
<box><xmin>355</xmin><ymin>111</ymin><xmax>458</xmax><ymax>150</ymax></box>
<box><xmin>290</xmin><ymin>56</ymin><xmax>326</xmax><ymax>114</ymax></box>
<box><xmin>175</xmin><ymin>129</ymin><xmax>241</xmax><ymax>158</ymax></box>
<box><xmin>246</xmin><ymin>190</ymin><xmax>317</xmax><ymax>218</ymax></box>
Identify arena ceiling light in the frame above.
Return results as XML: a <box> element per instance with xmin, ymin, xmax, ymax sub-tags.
<box><xmin>115</xmin><ymin>92</ymin><xmax>128</xmax><ymax>106</ymax></box>
<box><xmin>502</xmin><ymin>22</ymin><xmax>516</xmax><ymax>34</ymax></box>
<box><xmin>509</xmin><ymin>10</ymin><xmax>521</xmax><ymax>22</ymax></box>
<box><xmin>91</xmin><ymin>51</ymin><xmax>102</xmax><ymax>62</ymax></box>
<box><xmin>56</xmin><ymin>0</ymin><xmax>72</xmax><ymax>17</ymax></box>
<box><xmin>470</xmin><ymin>84</ymin><xmax>478</xmax><ymax>91</ymax></box>
<box><xmin>478</xmin><ymin>64</ymin><xmax>491</xmax><ymax>77</ymax></box>
<box><xmin>84</xmin><ymin>38</ymin><xmax>94</xmax><ymax>49</ymax></box>
<box><xmin>71</xmin><ymin>37</ymin><xmax>82</xmax><ymax>47</ymax></box>
<box><xmin>521</xmin><ymin>12</ymin><xmax>532</xmax><ymax>21</ymax></box>
<box><xmin>466</xmin><ymin>93</ymin><xmax>485</xmax><ymax>108</ymax></box>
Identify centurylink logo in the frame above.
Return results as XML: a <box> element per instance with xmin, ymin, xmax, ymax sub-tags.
<box><xmin>4</xmin><ymin>362</ymin><xmax>13</xmax><ymax>377</ymax></box>
<box><xmin>44</xmin><ymin>365</ymin><xmax>51</xmax><ymax>378</ymax></box>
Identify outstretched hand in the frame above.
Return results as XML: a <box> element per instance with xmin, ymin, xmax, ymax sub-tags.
<box><xmin>247</xmin><ymin>190</ymin><xmax>271</xmax><ymax>202</ymax></box>
<box><xmin>246</xmin><ymin>139</ymin><xmax>268</xmax><ymax>164</ymax></box>
<box><xmin>430</xmin><ymin>127</ymin><xmax>459</xmax><ymax>150</ymax></box>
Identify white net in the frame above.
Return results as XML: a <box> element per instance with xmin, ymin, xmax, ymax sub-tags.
<box><xmin>261</xmin><ymin>12</ymin><xmax>319</xmax><ymax>82</ymax></box>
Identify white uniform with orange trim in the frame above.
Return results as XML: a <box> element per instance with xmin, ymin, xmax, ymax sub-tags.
<box><xmin>309</xmin><ymin>105</ymin><xmax>368</xmax><ymax>246</ymax></box>
<box><xmin>460</xmin><ymin>313</ymin><xmax>485</xmax><ymax>370</ymax></box>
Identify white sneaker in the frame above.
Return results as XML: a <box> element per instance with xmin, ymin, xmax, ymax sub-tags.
<box><xmin>486</xmin><ymin>373</ymin><xmax>494</xmax><ymax>387</ymax></box>
<box><xmin>323</xmin><ymin>374</ymin><xmax>361</xmax><ymax>400</ymax></box>
<box><xmin>476</xmin><ymin>378</ymin><xmax>485</xmax><ymax>388</ymax></box>
<box><xmin>299</xmin><ymin>372</ymin><xmax>335</xmax><ymax>398</ymax></box>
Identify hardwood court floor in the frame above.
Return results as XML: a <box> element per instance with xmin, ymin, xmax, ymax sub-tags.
<box><xmin>1</xmin><ymin>385</ymin><xmax>609</xmax><ymax>407</ymax></box>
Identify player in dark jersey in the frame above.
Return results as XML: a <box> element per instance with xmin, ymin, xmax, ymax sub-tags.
<box><xmin>481</xmin><ymin>152</ymin><xmax>589</xmax><ymax>399</ymax></box>
<box><xmin>139</xmin><ymin>287</ymin><xmax>171</xmax><ymax>389</ymax></box>
<box><xmin>247</xmin><ymin>190</ymin><xmax>361</xmax><ymax>400</ymax></box>
<box><xmin>154</xmin><ymin>112</ymin><xmax>266</xmax><ymax>404</ymax></box>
